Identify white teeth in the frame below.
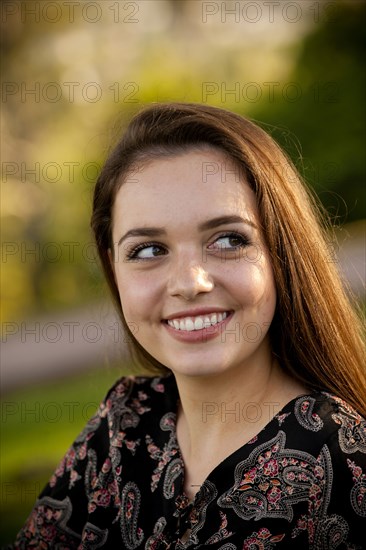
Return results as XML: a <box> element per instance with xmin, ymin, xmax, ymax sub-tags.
<box><xmin>167</xmin><ymin>311</ymin><xmax>229</xmax><ymax>331</ymax></box>
<box><xmin>194</xmin><ymin>317</ymin><xmax>204</xmax><ymax>330</ymax></box>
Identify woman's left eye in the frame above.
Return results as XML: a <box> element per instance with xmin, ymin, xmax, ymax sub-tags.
<box><xmin>209</xmin><ymin>233</ymin><xmax>250</xmax><ymax>250</ymax></box>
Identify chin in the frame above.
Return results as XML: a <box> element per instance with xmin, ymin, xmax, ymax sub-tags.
<box><xmin>166</xmin><ymin>357</ymin><xmax>234</xmax><ymax>379</ymax></box>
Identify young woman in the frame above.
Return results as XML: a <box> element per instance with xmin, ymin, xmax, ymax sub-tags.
<box><xmin>13</xmin><ymin>103</ymin><xmax>365</xmax><ymax>548</ymax></box>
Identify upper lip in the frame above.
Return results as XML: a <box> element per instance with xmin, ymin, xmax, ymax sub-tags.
<box><xmin>163</xmin><ymin>307</ymin><xmax>231</xmax><ymax>321</ymax></box>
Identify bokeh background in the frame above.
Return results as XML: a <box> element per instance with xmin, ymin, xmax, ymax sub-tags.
<box><xmin>1</xmin><ymin>0</ymin><xmax>365</xmax><ymax>543</ymax></box>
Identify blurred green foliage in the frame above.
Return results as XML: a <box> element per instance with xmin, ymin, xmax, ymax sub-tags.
<box><xmin>250</xmin><ymin>1</ymin><xmax>366</xmax><ymax>223</ymax></box>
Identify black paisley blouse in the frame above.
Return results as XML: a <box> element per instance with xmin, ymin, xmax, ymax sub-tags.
<box><xmin>11</xmin><ymin>373</ymin><xmax>366</xmax><ymax>549</ymax></box>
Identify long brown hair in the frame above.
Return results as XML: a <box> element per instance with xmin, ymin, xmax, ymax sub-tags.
<box><xmin>91</xmin><ymin>102</ymin><xmax>366</xmax><ymax>415</ymax></box>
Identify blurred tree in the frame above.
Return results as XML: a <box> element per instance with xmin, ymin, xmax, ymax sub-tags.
<box><xmin>251</xmin><ymin>1</ymin><xmax>366</xmax><ymax>223</ymax></box>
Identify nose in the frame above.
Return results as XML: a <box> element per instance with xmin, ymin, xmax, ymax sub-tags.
<box><xmin>166</xmin><ymin>259</ymin><xmax>214</xmax><ymax>301</ymax></box>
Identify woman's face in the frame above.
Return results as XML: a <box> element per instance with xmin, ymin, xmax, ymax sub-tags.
<box><xmin>111</xmin><ymin>148</ymin><xmax>277</xmax><ymax>379</ymax></box>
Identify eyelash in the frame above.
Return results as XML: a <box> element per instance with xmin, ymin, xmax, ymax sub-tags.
<box><xmin>209</xmin><ymin>231</ymin><xmax>251</xmax><ymax>251</ymax></box>
<box><xmin>125</xmin><ymin>232</ymin><xmax>251</xmax><ymax>261</ymax></box>
<box><xmin>126</xmin><ymin>241</ymin><xmax>166</xmax><ymax>261</ymax></box>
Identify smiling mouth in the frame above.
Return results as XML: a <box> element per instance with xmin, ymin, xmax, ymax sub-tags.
<box><xmin>164</xmin><ymin>311</ymin><xmax>232</xmax><ymax>332</ymax></box>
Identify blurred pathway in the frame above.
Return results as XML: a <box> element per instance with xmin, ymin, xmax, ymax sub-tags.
<box><xmin>1</xmin><ymin>302</ymin><xmax>127</xmax><ymax>394</ymax></box>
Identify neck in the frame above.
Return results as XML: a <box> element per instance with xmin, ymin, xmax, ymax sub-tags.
<box><xmin>173</xmin><ymin>352</ymin><xmax>307</xmax><ymax>460</ymax></box>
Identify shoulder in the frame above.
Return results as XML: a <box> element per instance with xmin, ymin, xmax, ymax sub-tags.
<box><xmin>239</xmin><ymin>392</ymin><xmax>366</xmax><ymax>542</ymax></box>
<box><xmin>293</xmin><ymin>391</ymin><xmax>366</xmax><ymax>440</ymax></box>
<box><xmin>105</xmin><ymin>371</ymin><xmax>175</xmax><ymax>395</ymax></box>
<box><xmin>52</xmin><ymin>373</ymin><xmax>177</xmax><ymax>478</ymax></box>
<box><xmin>100</xmin><ymin>372</ymin><xmax>178</xmax><ymax>433</ymax></box>
<box><xmin>286</xmin><ymin>393</ymin><xmax>366</xmax><ymax>533</ymax></box>
<box><xmin>274</xmin><ymin>391</ymin><xmax>366</xmax><ymax>477</ymax></box>
<box><xmin>102</xmin><ymin>371</ymin><xmax>177</xmax><ymax>409</ymax></box>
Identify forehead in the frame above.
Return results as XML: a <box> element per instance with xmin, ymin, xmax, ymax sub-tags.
<box><xmin>112</xmin><ymin>149</ymin><xmax>258</xmax><ymax>228</ymax></box>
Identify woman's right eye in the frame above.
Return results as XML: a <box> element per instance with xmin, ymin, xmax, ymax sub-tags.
<box><xmin>127</xmin><ymin>243</ymin><xmax>167</xmax><ymax>260</ymax></box>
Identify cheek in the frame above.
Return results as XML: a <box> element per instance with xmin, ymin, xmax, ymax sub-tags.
<box><xmin>232</xmin><ymin>260</ymin><xmax>276</xmax><ymax>311</ymax></box>
<box><xmin>256</xmin><ymin>268</ymin><xmax>277</xmax><ymax>324</ymax></box>
<box><xmin>114</xmin><ymin>270</ymin><xmax>163</xmax><ymax>321</ymax></box>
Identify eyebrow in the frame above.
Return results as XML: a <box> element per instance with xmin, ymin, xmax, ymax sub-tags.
<box><xmin>117</xmin><ymin>215</ymin><xmax>257</xmax><ymax>247</ymax></box>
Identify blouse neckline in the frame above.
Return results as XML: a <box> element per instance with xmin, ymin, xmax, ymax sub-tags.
<box><xmin>162</xmin><ymin>372</ymin><xmax>320</xmax><ymax>509</ymax></box>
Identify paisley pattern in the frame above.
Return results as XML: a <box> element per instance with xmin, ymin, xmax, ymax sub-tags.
<box><xmin>175</xmin><ymin>480</ymin><xmax>218</xmax><ymax>548</ymax></box>
<box><xmin>242</xmin><ymin>527</ymin><xmax>285</xmax><ymax>549</ymax></box>
<box><xmin>289</xmin><ymin>444</ymin><xmax>348</xmax><ymax>548</ymax></box>
<box><xmin>294</xmin><ymin>396</ymin><xmax>324</xmax><ymax>432</ymax></box>
<box><xmin>324</xmin><ymin>392</ymin><xmax>366</xmax><ymax>454</ymax></box>
<box><xmin>164</xmin><ymin>458</ymin><xmax>185</xmax><ymax>499</ymax></box>
<box><xmin>204</xmin><ymin>511</ymin><xmax>233</xmax><ymax>545</ymax></box>
<box><xmin>146</xmin><ymin>412</ymin><xmax>182</xmax><ymax>497</ymax></box>
<box><xmin>13</xmin><ymin>496</ymin><xmax>81</xmax><ymax>548</ymax></box>
<box><xmin>145</xmin><ymin>517</ymin><xmax>168</xmax><ymax>549</ymax></box>
<box><xmin>217</xmin><ymin>431</ymin><xmax>322</xmax><ymax>521</ymax></box>
<box><xmin>84</xmin><ymin>449</ymin><xmax>98</xmax><ymax>499</ymax></box>
<box><xmin>10</xmin><ymin>374</ymin><xmax>366</xmax><ymax>549</ymax></box>
<box><xmin>347</xmin><ymin>458</ymin><xmax>366</xmax><ymax>517</ymax></box>
<box><xmin>316</xmin><ymin>514</ymin><xmax>349</xmax><ymax>549</ymax></box>
<box><xmin>79</xmin><ymin>522</ymin><xmax>108</xmax><ymax>549</ymax></box>
<box><xmin>120</xmin><ymin>482</ymin><xmax>144</xmax><ymax>549</ymax></box>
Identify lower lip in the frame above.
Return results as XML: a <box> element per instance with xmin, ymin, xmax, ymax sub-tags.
<box><xmin>163</xmin><ymin>312</ymin><xmax>234</xmax><ymax>343</ymax></box>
